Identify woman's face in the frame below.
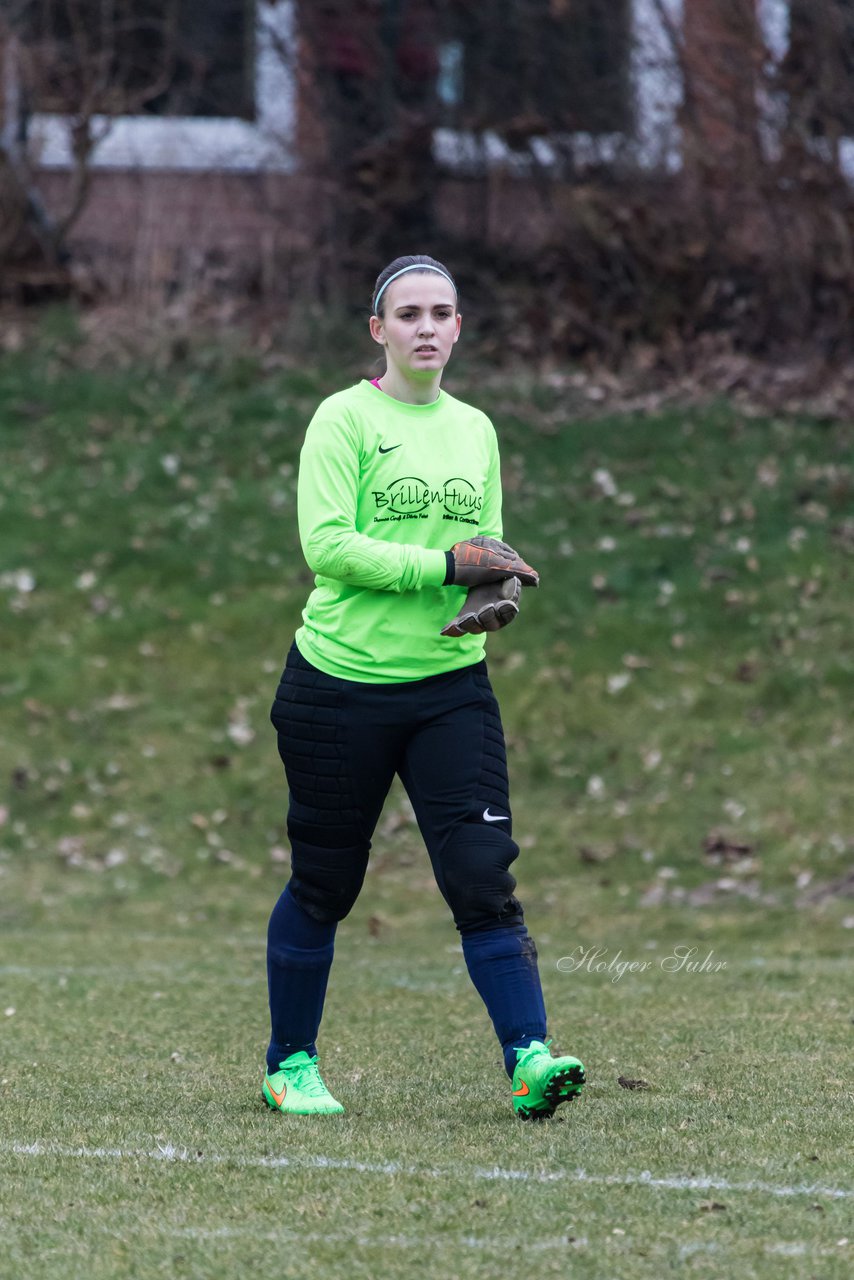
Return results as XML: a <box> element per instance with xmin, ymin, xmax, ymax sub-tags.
<box><xmin>370</xmin><ymin>274</ymin><xmax>461</xmax><ymax>378</ymax></box>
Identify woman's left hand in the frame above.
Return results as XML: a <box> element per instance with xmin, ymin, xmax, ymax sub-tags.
<box><xmin>440</xmin><ymin>577</ymin><xmax>521</xmax><ymax>637</ymax></box>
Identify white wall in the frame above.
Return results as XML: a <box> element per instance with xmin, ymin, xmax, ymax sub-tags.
<box><xmin>30</xmin><ymin>2</ymin><xmax>296</xmax><ymax>173</ymax></box>
<box><xmin>35</xmin><ymin>0</ymin><xmax>854</xmax><ymax>182</ymax></box>
<box><xmin>435</xmin><ymin>0</ymin><xmax>686</xmax><ymax>174</ymax></box>
<box><xmin>632</xmin><ymin>0</ymin><xmax>684</xmax><ymax>171</ymax></box>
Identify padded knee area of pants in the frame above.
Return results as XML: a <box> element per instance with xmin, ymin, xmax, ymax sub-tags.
<box><xmin>289</xmin><ymin>838</ymin><xmax>368</xmax><ymax>924</ymax></box>
<box><xmin>440</xmin><ymin>825</ymin><xmax>521</xmax><ymax>929</ymax></box>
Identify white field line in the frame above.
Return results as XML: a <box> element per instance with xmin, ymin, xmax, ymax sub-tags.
<box><xmin>4</xmin><ymin>1141</ymin><xmax>852</xmax><ymax>1201</ymax></box>
<box><xmin>9</xmin><ymin>1222</ymin><xmax>848</xmax><ymax>1263</ymax></box>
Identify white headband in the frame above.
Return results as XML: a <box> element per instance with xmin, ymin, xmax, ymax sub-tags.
<box><xmin>373</xmin><ymin>263</ymin><xmax>457</xmax><ymax>313</ymax></box>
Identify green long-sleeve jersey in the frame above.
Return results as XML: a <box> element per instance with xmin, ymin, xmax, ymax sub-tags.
<box><xmin>294</xmin><ymin>379</ymin><xmax>504</xmax><ymax>682</ymax></box>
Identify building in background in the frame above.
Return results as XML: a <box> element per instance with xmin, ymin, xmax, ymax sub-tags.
<box><xmin>1</xmin><ymin>1</ymin><xmax>852</xmax><ymax>299</ymax></box>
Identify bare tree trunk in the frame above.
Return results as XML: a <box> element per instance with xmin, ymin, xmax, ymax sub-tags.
<box><xmin>0</xmin><ymin>24</ymin><xmax>73</xmax><ymax>295</ymax></box>
<box><xmin>681</xmin><ymin>0</ymin><xmax>763</xmax><ymax>198</ymax></box>
<box><xmin>294</xmin><ymin>0</ymin><xmax>440</xmax><ymax>287</ymax></box>
<box><xmin>1</xmin><ymin>0</ymin><xmax>182</xmax><ymax>298</ymax></box>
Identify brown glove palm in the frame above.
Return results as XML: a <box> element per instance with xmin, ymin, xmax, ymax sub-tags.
<box><xmin>441</xmin><ymin>577</ymin><xmax>521</xmax><ymax>637</ymax></box>
<box><xmin>449</xmin><ymin>535</ymin><xmax>539</xmax><ymax>587</ymax></box>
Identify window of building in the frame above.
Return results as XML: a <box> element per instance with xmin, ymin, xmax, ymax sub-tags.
<box><xmin>784</xmin><ymin>1</ymin><xmax>854</xmax><ymax>137</ymax></box>
<box><xmin>20</xmin><ymin>0</ymin><xmax>256</xmax><ymax>120</ymax></box>
<box><xmin>440</xmin><ymin>0</ymin><xmax>632</xmax><ymax>140</ymax></box>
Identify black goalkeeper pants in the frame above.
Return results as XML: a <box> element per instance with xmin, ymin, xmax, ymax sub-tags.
<box><xmin>270</xmin><ymin>642</ymin><xmax>524</xmax><ymax>935</ymax></box>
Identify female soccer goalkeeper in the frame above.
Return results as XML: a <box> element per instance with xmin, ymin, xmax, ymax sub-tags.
<box><xmin>262</xmin><ymin>254</ymin><xmax>584</xmax><ymax>1120</ymax></box>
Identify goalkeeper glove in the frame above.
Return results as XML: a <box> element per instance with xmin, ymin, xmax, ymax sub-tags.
<box><xmin>448</xmin><ymin>535</ymin><xmax>539</xmax><ymax>587</ymax></box>
<box><xmin>441</xmin><ymin>576</ymin><xmax>521</xmax><ymax>637</ymax></box>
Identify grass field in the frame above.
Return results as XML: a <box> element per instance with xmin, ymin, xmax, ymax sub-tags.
<box><xmin>1</xmin><ymin>312</ymin><xmax>852</xmax><ymax>1278</ymax></box>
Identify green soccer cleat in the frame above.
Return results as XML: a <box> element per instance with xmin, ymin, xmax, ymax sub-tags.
<box><xmin>511</xmin><ymin>1039</ymin><xmax>585</xmax><ymax>1120</ymax></box>
<box><xmin>262</xmin><ymin>1050</ymin><xmax>345</xmax><ymax>1115</ymax></box>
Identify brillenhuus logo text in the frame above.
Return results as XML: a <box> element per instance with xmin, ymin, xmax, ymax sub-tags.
<box><xmin>373</xmin><ymin>476</ymin><xmax>482</xmax><ymax>525</ymax></box>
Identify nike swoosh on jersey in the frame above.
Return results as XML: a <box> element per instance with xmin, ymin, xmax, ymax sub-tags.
<box><xmin>378</xmin><ymin>443</ymin><xmax>402</xmax><ymax>454</ymax></box>
<box><xmin>483</xmin><ymin>808</ymin><xmax>509</xmax><ymax>822</ymax></box>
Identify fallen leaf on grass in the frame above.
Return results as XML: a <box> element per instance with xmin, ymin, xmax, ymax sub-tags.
<box><xmin>799</xmin><ymin>870</ymin><xmax>854</xmax><ymax>905</ymax></box>
<box><xmin>622</xmin><ymin>653</ymin><xmax>651</xmax><ymax>670</ymax></box>
<box><xmin>702</xmin><ymin>831</ymin><xmax>755</xmax><ymax>863</ymax></box>
<box><xmin>640</xmin><ymin>878</ymin><xmax>778</xmax><ymax>908</ymax></box>
<box><xmin>56</xmin><ymin>835</ymin><xmax>86</xmax><ymax>865</ymax></box>
<box><xmin>607</xmin><ymin>672</ymin><xmax>632</xmax><ymax>694</ymax></box>
<box><xmin>98</xmin><ymin>693</ymin><xmax>141</xmax><ymax>712</ymax></box>
<box><xmin>703</xmin><ymin>566</ymin><xmax>738</xmax><ymax>584</ymax></box>
<box><xmin>378</xmin><ymin>804</ymin><xmax>416</xmax><ymax>837</ymax></box>
<box><xmin>831</xmin><ymin>519</ymin><xmax>854</xmax><ymax>552</ymax></box>
<box><xmin>580</xmin><ymin>844</ymin><xmax>616</xmax><ymax>864</ymax></box>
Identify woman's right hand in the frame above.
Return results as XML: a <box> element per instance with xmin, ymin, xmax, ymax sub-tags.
<box><xmin>440</xmin><ymin>576</ymin><xmax>522</xmax><ymax>636</ymax></box>
<box><xmin>449</xmin><ymin>535</ymin><xmax>540</xmax><ymax>587</ymax></box>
